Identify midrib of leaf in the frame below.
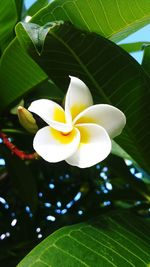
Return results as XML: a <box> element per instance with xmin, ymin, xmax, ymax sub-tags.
<box><xmin>50</xmin><ymin>31</ymin><xmax>112</xmax><ymax>104</ymax></box>
<box><xmin>50</xmin><ymin>29</ymin><xmax>148</xmax><ymax>171</ymax></box>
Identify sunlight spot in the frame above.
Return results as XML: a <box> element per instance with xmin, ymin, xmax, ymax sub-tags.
<box><xmin>57</xmin><ymin>201</ymin><xmax>62</xmax><ymax>208</ymax></box>
<box><xmin>0</xmin><ymin>159</ymin><xmax>5</xmax><ymax>166</ymax></box>
<box><xmin>25</xmin><ymin>206</ymin><xmax>30</xmax><ymax>213</ymax></box>
<box><xmin>0</xmin><ymin>197</ymin><xmax>6</xmax><ymax>204</ymax></box>
<box><xmin>44</xmin><ymin>202</ymin><xmax>51</xmax><ymax>208</ymax></box>
<box><xmin>65</xmin><ymin>174</ymin><xmax>70</xmax><ymax>179</ymax></box>
<box><xmin>11</xmin><ymin>219</ymin><xmax>17</xmax><ymax>227</ymax></box>
<box><xmin>105</xmin><ymin>182</ymin><xmax>113</xmax><ymax>190</ymax></box>
<box><xmin>103</xmin><ymin>201</ymin><xmax>111</xmax><ymax>206</ymax></box>
<box><xmin>6</xmin><ymin>232</ymin><xmax>10</xmax><ymax>237</ymax></box>
<box><xmin>55</xmin><ymin>209</ymin><xmax>61</xmax><ymax>214</ymax></box>
<box><xmin>130</xmin><ymin>167</ymin><xmax>135</xmax><ymax>174</ymax></box>
<box><xmin>125</xmin><ymin>159</ymin><xmax>132</xmax><ymax>166</ymax></box>
<box><xmin>0</xmin><ymin>234</ymin><xmax>6</xmax><ymax>240</ymax></box>
<box><xmin>78</xmin><ymin>210</ymin><xmax>83</xmax><ymax>215</ymax></box>
<box><xmin>74</xmin><ymin>192</ymin><xmax>81</xmax><ymax>201</ymax></box>
<box><xmin>61</xmin><ymin>209</ymin><xmax>67</xmax><ymax>214</ymax></box>
<box><xmin>46</xmin><ymin>215</ymin><xmax>56</xmax><ymax>221</ymax></box>
<box><xmin>4</xmin><ymin>204</ymin><xmax>9</xmax><ymax>209</ymax></box>
<box><xmin>135</xmin><ymin>172</ymin><xmax>142</xmax><ymax>179</ymax></box>
<box><xmin>66</xmin><ymin>200</ymin><xmax>74</xmax><ymax>209</ymax></box>
<box><xmin>96</xmin><ymin>164</ymin><xmax>101</xmax><ymax>170</ymax></box>
<box><xmin>48</xmin><ymin>183</ymin><xmax>55</xmax><ymax>189</ymax></box>
<box><xmin>100</xmin><ymin>172</ymin><xmax>107</xmax><ymax>180</ymax></box>
<box><xmin>102</xmin><ymin>167</ymin><xmax>108</xmax><ymax>172</ymax></box>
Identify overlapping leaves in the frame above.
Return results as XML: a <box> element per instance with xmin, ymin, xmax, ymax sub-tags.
<box><xmin>0</xmin><ymin>0</ymin><xmax>17</xmax><ymax>52</ymax></box>
<box><xmin>31</xmin><ymin>0</ymin><xmax>150</xmax><ymax>42</ymax></box>
<box><xmin>15</xmin><ymin>21</ymin><xmax>150</xmax><ymax>173</ymax></box>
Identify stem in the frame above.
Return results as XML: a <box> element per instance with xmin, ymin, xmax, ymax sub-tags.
<box><xmin>0</xmin><ymin>131</ymin><xmax>38</xmax><ymax>160</ymax></box>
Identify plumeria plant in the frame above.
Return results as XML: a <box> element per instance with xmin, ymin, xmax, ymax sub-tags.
<box><xmin>28</xmin><ymin>76</ymin><xmax>126</xmax><ymax>167</ymax></box>
<box><xmin>0</xmin><ymin>1</ymin><xmax>150</xmax><ymax>267</ymax></box>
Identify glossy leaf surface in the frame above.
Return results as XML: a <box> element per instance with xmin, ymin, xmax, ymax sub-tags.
<box><xmin>18</xmin><ymin>210</ymin><xmax>150</xmax><ymax>267</ymax></box>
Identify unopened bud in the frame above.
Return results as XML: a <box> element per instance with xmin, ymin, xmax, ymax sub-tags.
<box><xmin>17</xmin><ymin>106</ymin><xmax>38</xmax><ymax>134</ymax></box>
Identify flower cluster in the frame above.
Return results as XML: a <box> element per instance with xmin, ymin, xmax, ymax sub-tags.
<box><xmin>28</xmin><ymin>76</ymin><xmax>126</xmax><ymax>168</ymax></box>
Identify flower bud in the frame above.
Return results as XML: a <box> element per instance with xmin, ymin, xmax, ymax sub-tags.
<box><xmin>17</xmin><ymin>106</ymin><xmax>38</xmax><ymax>134</ymax></box>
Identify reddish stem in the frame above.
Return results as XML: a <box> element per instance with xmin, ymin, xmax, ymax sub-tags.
<box><xmin>0</xmin><ymin>131</ymin><xmax>38</xmax><ymax>160</ymax></box>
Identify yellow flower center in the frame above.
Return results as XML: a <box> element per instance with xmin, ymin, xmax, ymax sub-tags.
<box><xmin>50</xmin><ymin>127</ymin><xmax>77</xmax><ymax>144</ymax></box>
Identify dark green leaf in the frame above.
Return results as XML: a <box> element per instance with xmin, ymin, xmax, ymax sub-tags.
<box><xmin>0</xmin><ymin>38</ymin><xmax>47</xmax><ymax>112</ymax></box>
<box><xmin>111</xmin><ymin>140</ymin><xmax>134</xmax><ymax>162</ymax></box>
<box><xmin>27</xmin><ymin>79</ymin><xmax>64</xmax><ymax>102</ymax></box>
<box><xmin>0</xmin><ymin>0</ymin><xmax>17</xmax><ymax>52</ymax></box>
<box><xmin>106</xmin><ymin>155</ymin><xmax>150</xmax><ymax>201</ymax></box>
<box><xmin>16</xmin><ymin>21</ymin><xmax>150</xmax><ymax>174</ymax></box>
<box><xmin>17</xmin><ymin>210</ymin><xmax>150</xmax><ymax>267</ymax></box>
<box><xmin>31</xmin><ymin>0</ymin><xmax>150</xmax><ymax>42</ymax></box>
<box><xmin>14</xmin><ymin>0</ymin><xmax>24</xmax><ymax>21</ymax></box>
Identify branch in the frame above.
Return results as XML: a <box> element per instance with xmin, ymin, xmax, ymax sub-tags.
<box><xmin>0</xmin><ymin>131</ymin><xmax>39</xmax><ymax>160</ymax></box>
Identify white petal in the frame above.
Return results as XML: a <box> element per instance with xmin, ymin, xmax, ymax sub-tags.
<box><xmin>33</xmin><ymin>126</ymin><xmax>80</xmax><ymax>163</ymax></box>
<box><xmin>28</xmin><ymin>99</ymin><xmax>72</xmax><ymax>132</ymax></box>
<box><xmin>74</xmin><ymin>104</ymin><xmax>126</xmax><ymax>139</ymax></box>
<box><xmin>65</xmin><ymin>76</ymin><xmax>93</xmax><ymax>123</ymax></box>
<box><xmin>66</xmin><ymin>123</ymin><xmax>111</xmax><ymax>168</ymax></box>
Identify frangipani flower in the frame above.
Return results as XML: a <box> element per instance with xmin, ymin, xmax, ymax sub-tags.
<box><xmin>28</xmin><ymin>76</ymin><xmax>126</xmax><ymax>168</ymax></box>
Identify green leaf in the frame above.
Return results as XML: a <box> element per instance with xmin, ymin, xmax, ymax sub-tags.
<box><xmin>0</xmin><ymin>38</ymin><xmax>47</xmax><ymax>112</ymax></box>
<box><xmin>0</xmin><ymin>0</ymin><xmax>17</xmax><ymax>52</ymax></box>
<box><xmin>27</xmin><ymin>0</ymin><xmax>49</xmax><ymax>17</ymax></box>
<box><xmin>111</xmin><ymin>140</ymin><xmax>134</xmax><ymax>162</ymax></box>
<box><xmin>17</xmin><ymin>210</ymin><xmax>150</xmax><ymax>267</ymax></box>
<box><xmin>31</xmin><ymin>0</ymin><xmax>150</xmax><ymax>42</ymax></box>
<box><xmin>16</xmin><ymin>21</ymin><xmax>150</xmax><ymax>174</ymax></box>
<box><xmin>106</xmin><ymin>155</ymin><xmax>150</xmax><ymax>201</ymax></box>
<box><xmin>119</xmin><ymin>42</ymin><xmax>150</xmax><ymax>53</ymax></box>
<box><xmin>27</xmin><ymin>79</ymin><xmax>64</xmax><ymax>102</ymax></box>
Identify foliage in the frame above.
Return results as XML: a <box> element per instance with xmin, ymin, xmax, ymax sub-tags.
<box><xmin>18</xmin><ymin>210</ymin><xmax>150</xmax><ymax>267</ymax></box>
<box><xmin>0</xmin><ymin>0</ymin><xmax>150</xmax><ymax>267</ymax></box>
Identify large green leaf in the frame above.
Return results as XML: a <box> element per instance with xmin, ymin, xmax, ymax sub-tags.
<box><xmin>0</xmin><ymin>38</ymin><xmax>47</xmax><ymax>112</ymax></box>
<box><xmin>16</xmin><ymin>21</ymin><xmax>150</xmax><ymax>174</ymax></box>
<box><xmin>26</xmin><ymin>0</ymin><xmax>49</xmax><ymax>17</ymax></box>
<box><xmin>17</xmin><ymin>210</ymin><xmax>150</xmax><ymax>266</ymax></box>
<box><xmin>0</xmin><ymin>0</ymin><xmax>17</xmax><ymax>52</ymax></box>
<box><xmin>31</xmin><ymin>0</ymin><xmax>150</xmax><ymax>42</ymax></box>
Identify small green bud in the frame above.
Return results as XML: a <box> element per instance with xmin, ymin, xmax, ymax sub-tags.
<box><xmin>17</xmin><ymin>106</ymin><xmax>38</xmax><ymax>134</ymax></box>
